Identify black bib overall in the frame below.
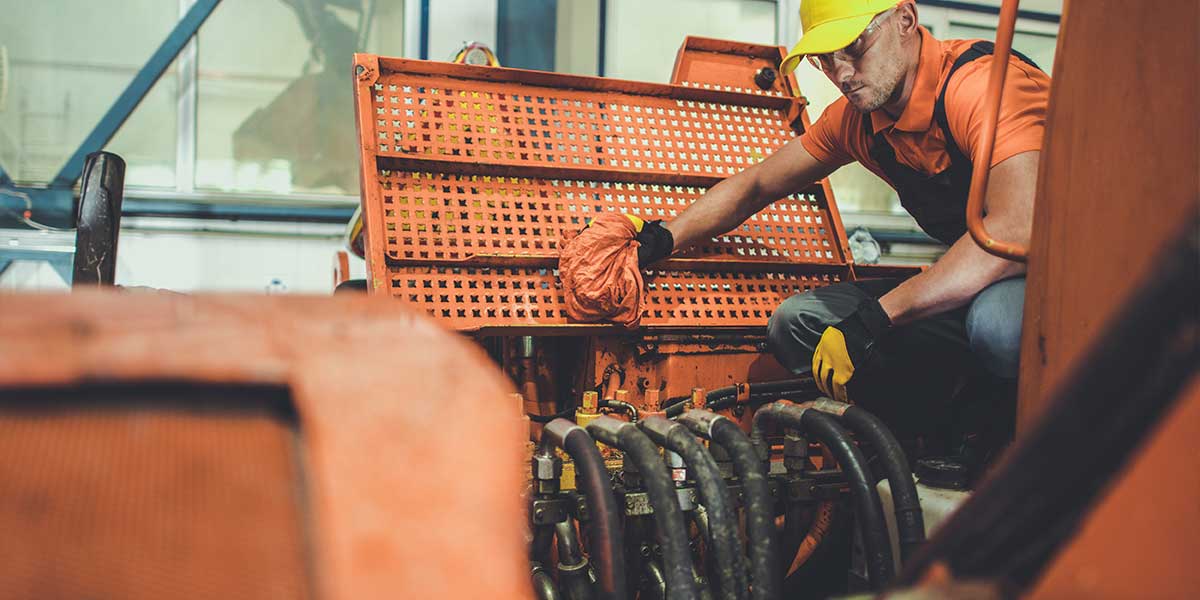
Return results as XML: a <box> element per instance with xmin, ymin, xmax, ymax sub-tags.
<box><xmin>865</xmin><ymin>41</ymin><xmax>1042</xmax><ymax>246</ymax></box>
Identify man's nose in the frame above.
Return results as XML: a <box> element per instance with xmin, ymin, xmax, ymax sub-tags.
<box><xmin>831</xmin><ymin>59</ymin><xmax>857</xmax><ymax>88</ymax></box>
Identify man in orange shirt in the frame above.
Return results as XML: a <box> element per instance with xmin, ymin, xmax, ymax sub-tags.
<box><xmin>595</xmin><ymin>0</ymin><xmax>1049</xmax><ymax>436</ymax></box>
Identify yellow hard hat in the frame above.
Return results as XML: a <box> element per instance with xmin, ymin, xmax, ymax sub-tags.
<box><xmin>781</xmin><ymin>0</ymin><xmax>900</xmax><ymax>73</ymax></box>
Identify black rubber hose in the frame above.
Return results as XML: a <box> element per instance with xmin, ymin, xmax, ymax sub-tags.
<box><xmin>677</xmin><ymin>411</ymin><xmax>776</xmax><ymax>600</ymax></box>
<box><xmin>640</xmin><ymin>416</ymin><xmax>747</xmax><ymax>600</ymax></box>
<box><xmin>533</xmin><ymin>563</ymin><xmax>564</xmax><ymax>600</ymax></box>
<box><xmin>663</xmin><ymin>378</ymin><xmax>818</xmax><ymax>414</ymax></box>
<box><xmin>588</xmin><ymin>416</ymin><xmax>699</xmax><ymax>600</ymax></box>
<box><xmin>601</xmin><ymin>399</ymin><xmax>640</xmax><ymax>422</ymax></box>
<box><xmin>543</xmin><ymin>419</ymin><xmax>627</xmax><ymax>600</ymax></box>
<box><xmin>755</xmin><ymin>403</ymin><xmax>895</xmax><ymax>588</ymax></box>
<box><xmin>530</xmin><ymin>406</ymin><xmax>576</xmax><ymax>423</ymax></box>
<box><xmin>556</xmin><ymin>518</ymin><xmax>597</xmax><ymax>600</ymax></box>
<box><xmin>531</xmin><ymin>523</ymin><xmax>556</xmax><ymax>564</ymax></box>
<box><xmin>833</xmin><ymin>402</ymin><xmax>926</xmax><ymax>563</ymax></box>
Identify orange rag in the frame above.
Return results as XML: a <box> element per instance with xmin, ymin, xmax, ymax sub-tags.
<box><xmin>559</xmin><ymin>213</ymin><xmax>645</xmax><ymax>329</ymax></box>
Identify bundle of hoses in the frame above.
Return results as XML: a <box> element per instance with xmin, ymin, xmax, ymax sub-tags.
<box><xmin>750</xmin><ymin>399</ymin><xmax>926</xmax><ymax>590</ymax></box>
<box><xmin>532</xmin><ymin>393</ymin><xmax>920</xmax><ymax>598</ymax></box>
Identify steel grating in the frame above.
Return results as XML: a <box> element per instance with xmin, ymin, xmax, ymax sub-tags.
<box><xmin>389</xmin><ymin>265</ymin><xmax>842</xmax><ymax>329</ymax></box>
<box><xmin>353</xmin><ymin>52</ymin><xmax>855</xmax><ymax>331</ymax></box>
<box><xmin>378</xmin><ymin>171</ymin><xmax>841</xmax><ymax>265</ymax></box>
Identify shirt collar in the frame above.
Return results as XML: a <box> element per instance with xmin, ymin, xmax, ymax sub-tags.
<box><xmin>869</xmin><ymin>26</ymin><xmax>942</xmax><ymax>135</ymax></box>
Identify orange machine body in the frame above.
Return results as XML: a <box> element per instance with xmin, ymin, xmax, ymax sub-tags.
<box><xmin>350</xmin><ymin>37</ymin><xmax>918</xmax><ymax>423</ymax></box>
<box><xmin>0</xmin><ymin>292</ymin><xmax>529</xmax><ymax>599</ymax></box>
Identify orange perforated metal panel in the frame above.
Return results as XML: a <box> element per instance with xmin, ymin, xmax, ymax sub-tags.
<box><xmin>352</xmin><ymin>50</ymin><xmax>857</xmax><ymax>331</ymax></box>
<box><xmin>379</xmin><ymin>171</ymin><xmax>842</xmax><ymax>265</ymax></box>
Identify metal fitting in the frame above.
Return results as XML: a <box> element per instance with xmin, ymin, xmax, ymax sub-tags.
<box><xmin>638</xmin><ymin>415</ymin><xmax>675</xmax><ymax>443</ymax></box>
<box><xmin>811</xmin><ymin>398</ymin><xmax>850</xmax><ymax>416</ymax></box>
<box><xmin>783</xmin><ymin>430</ymin><xmax>808</xmax><ymax>473</ymax></box>
<box><xmin>541</xmin><ymin>418</ymin><xmax>585</xmax><ymax>449</ymax></box>
<box><xmin>677</xmin><ymin>409</ymin><xmax>728</xmax><ymax>440</ymax></box>
<box><xmin>676</xmin><ymin>487</ymin><xmax>696</xmax><ymax>511</ymax></box>
<box><xmin>580</xmin><ymin>390</ymin><xmax>600</xmax><ymax>414</ymax></box>
<box><xmin>585</xmin><ymin>415</ymin><xmax>632</xmax><ymax>447</ymax></box>
<box><xmin>532</xmin><ymin>451</ymin><xmax>563</xmax><ymax>481</ymax></box>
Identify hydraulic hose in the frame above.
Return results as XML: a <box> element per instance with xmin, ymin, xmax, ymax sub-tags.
<box><xmin>811</xmin><ymin>400</ymin><xmax>926</xmax><ymax>563</ymax></box>
<box><xmin>543</xmin><ymin>419</ymin><xmax>627</xmax><ymax>600</ymax></box>
<box><xmin>752</xmin><ymin>402</ymin><xmax>895</xmax><ymax>589</ymax></box>
<box><xmin>556</xmin><ymin>518</ymin><xmax>597</xmax><ymax>600</ymax></box>
<box><xmin>587</xmin><ymin>416</ymin><xmax>699</xmax><ymax>600</ymax></box>
<box><xmin>677</xmin><ymin>411</ymin><xmax>777</xmax><ymax>600</ymax></box>
<box><xmin>640</xmin><ymin>416</ymin><xmax>747</xmax><ymax>600</ymax></box>
<box><xmin>533</xmin><ymin>562</ymin><xmax>564</xmax><ymax>600</ymax></box>
<box><xmin>663</xmin><ymin>378</ymin><xmax>819</xmax><ymax>416</ymax></box>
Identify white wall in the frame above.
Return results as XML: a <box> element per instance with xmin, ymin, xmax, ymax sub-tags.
<box><xmin>427</xmin><ymin>0</ymin><xmax>499</xmax><ymax>62</ymax></box>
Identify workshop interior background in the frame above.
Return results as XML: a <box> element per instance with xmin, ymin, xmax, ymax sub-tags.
<box><xmin>0</xmin><ymin>0</ymin><xmax>1062</xmax><ymax>293</ymax></box>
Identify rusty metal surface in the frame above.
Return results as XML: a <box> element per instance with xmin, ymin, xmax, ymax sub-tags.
<box><xmin>0</xmin><ymin>291</ymin><xmax>529</xmax><ymax>600</ymax></box>
<box><xmin>351</xmin><ymin>49</ymin><xmax>861</xmax><ymax>331</ymax></box>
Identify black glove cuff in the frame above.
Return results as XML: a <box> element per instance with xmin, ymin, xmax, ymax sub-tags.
<box><xmin>636</xmin><ymin>220</ymin><xmax>675</xmax><ymax>268</ymax></box>
<box><xmin>854</xmin><ymin>297</ymin><xmax>893</xmax><ymax>338</ymax></box>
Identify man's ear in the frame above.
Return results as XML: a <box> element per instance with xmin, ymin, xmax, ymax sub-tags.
<box><xmin>896</xmin><ymin>2</ymin><xmax>921</xmax><ymax>38</ymax></box>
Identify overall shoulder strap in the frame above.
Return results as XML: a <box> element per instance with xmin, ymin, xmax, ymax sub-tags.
<box><xmin>934</xmin><ymin>41</ymin><xmax>1044</xmax><ymax>162</ymax></box>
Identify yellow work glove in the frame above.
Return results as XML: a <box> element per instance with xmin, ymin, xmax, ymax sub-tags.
<box><xmin>584</xmin><ymin>214</ymin><xmax>674</xmax><ymax>268</ymax></box>
<box><xmin>812</xmin><ymin>298</ymin><xmax>892</xmax><ymax>403</ymax></box>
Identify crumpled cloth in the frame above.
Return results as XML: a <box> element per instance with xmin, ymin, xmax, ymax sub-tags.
<box><xmin>559</xmin><ymin>213</ymin><xmax>645</xmax><ymax>329</ymax></box>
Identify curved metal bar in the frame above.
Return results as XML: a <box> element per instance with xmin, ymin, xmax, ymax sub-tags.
<box><xmin>965</xmin><ymin>0</ymin><xmax>1030</xmax><ymax>262</ymax></box>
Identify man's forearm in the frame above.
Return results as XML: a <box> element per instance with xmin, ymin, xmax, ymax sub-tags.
<box><xmin>663</xmin><ymin>172</ymin><xmax>767</xmax><ymax>253</ymax></box>
<box><xmin>878</xmin><ymin>215</ymin><xmax>1027</xmax><ymax>325</ymax></box>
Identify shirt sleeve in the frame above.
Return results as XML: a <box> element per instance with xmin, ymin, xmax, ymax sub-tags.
<box><xmin>799</xmin><ymin>98</ymin><xmax>856</xmax><ymax>168</ymax></box>
<box><xmin>943</xmin><ymin>56</ymin><xmax>1051</xmax><ymax>167</ymax></box>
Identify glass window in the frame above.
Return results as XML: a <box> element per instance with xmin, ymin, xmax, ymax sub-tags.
<box><xmin>0</xmin><ymin>1</ymin><xmax>178</xmax><ymax>187</ymax></box>
<box><xmin>605</xmin><ymin>0</ymin><xmax>777</xmax><ymax>83</ymax></box>
<box><xmin>195</xmin><ymin>0</ymin><xmax>405</xmax><ymax>196</ymax></box>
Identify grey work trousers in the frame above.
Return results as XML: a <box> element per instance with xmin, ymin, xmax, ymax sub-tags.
<box><xmin>765</xmin><ymin>276</ymin><xmax>1025</xmax><ymax>436</ymax></box>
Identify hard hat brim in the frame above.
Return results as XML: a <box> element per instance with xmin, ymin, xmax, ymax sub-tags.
<box><xmin>780</xmin><ymin>12</ymin><xmax>878</xmax><ymax>73</ymax></box>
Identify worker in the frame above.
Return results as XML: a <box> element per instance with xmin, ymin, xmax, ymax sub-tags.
<box><xmin>566</xmin><ymin>0</ymin><xmax>1049</xmax><ymax>439</ymax></box>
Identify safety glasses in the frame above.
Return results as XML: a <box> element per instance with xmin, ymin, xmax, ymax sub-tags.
<box><xmin>806</xmin><ymin>8</ymin><xmax>897</xmax><ymax>73</ymax></box>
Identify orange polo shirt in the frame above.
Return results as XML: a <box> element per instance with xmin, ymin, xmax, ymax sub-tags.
<box><xmin>800</xmin><ymin>26</ymin><xmax>1051</xmax><ymax>181</ymax></box>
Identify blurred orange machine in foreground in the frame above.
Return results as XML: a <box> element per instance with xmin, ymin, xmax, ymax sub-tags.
<box><xmin>0</xmin><ymin>293</ymin><xmax>529</xmax><ymax>599</ymax></box>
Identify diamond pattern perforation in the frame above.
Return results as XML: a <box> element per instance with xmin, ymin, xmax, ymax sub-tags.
<box><xmin>389</xmin><ymin>265</ymin><xmax>842</xmax><ymax>328</ymax></box>
<box><xmin>377</xmin><ymin>171</ymin><xmax>841</xmax><ymax>264</ymax></box>
<box><xmin>371</xmin><ymin>75</ymin><xmax>793</xmax><ymax>177</ymax></box>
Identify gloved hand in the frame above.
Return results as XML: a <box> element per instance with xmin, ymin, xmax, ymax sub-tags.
<box><xmin>812</xmin><ymin>297</ymin><xmax>892</xmax><ymax>403</ymax></box>
<box><xmin>587</xmin><ymin>214</ymin><xmax>674</xmax><ymax>268</ymax></box>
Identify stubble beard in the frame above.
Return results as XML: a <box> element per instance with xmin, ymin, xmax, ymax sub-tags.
<box><xmin>848</xmin><ymin>53</ymin><xmax>907</xmax><ymax>114</ymax></box>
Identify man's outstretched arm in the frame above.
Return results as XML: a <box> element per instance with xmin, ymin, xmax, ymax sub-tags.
<box><xmin>664</xmin><ymin>137</ymin><xmax>838</xmax><ymax>253</ymax></box>
<box><xmin>878</xmin><ymin>150</ymin><xmax>1038</xmax><ymax>324</ymax></box>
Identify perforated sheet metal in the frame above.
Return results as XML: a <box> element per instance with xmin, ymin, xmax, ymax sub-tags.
<box><xmin>389</xmin><ymin>265</ymin><xmax>842</xmax><ymax>329</ymax></box>
<box><xmin>370</xmin><ymin>71</ymin><xmax>792</xmax><ymax>177</ymax></box>
<box><xmin>378</xmin><ymin>171</ymin><xmax>841</xmax><ymax>265</ymax></box>
<box><xmin>353</xmin><ymin>53</ymin><xmax>853</xmax><ymax>331</ymax></box>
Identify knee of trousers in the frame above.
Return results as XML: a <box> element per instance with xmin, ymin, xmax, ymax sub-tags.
<box><xmin>767</xmin><ymin>293</ymin><xmax>837</xmax><ymax>375</ymax></box>
<box><xmin>966</xmin><ymin>277</ymin><xmax>1026</xmax><ymax>379</ymax></box>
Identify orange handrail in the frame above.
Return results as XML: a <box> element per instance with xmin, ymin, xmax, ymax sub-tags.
<box><xmin>965</xmin><ymin>0</ymin><xmax>1029</xmax><ymax>262</ymax></box>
